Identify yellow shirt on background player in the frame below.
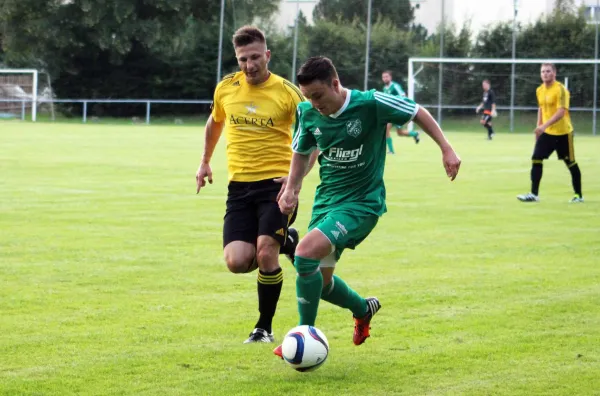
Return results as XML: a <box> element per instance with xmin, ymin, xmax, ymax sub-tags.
<box><xmin>211</xmin><ymin>71</ymin><xmax>304</xmax><ymax>182</ymax></box>
<box><xmin>536</xmin><ymin>81</ymin><xmax>573</xmax><ymax>135</ymax></box>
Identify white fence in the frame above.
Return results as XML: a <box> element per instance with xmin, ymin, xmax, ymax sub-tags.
<box><xmin>0</xmin><ymin>98</ymin><xmax>212</xmax><ymax>124</ymax></box>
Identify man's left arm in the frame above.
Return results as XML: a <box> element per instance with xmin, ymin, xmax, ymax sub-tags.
<box><xmin>375</xmin><ymin>92</ymin><xmax>461</xmax><ymax>180</ymax></box>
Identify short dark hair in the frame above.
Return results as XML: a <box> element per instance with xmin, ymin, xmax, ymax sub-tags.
<box><xmin>232</xmin><ymin>25</ymin><xmax>266</xmax><ymax>48</ymax></box>
<box><xmin>297</xmin><ymin>56</ymin><xmax>339</xmax><ymax>86</ymax></box>
<box><xmin>382</xmin><ymin>70</ymin><xmax>393</xmax><ymax>76</ymax></box>
<box><xmin>541</xmin><ymin>63</ymin><xmax>557</xmax><ymax>73</ymax></box>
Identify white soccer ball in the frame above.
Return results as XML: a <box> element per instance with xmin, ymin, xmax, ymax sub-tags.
<box><xmin>281</xmin><ymin>325</ymin><xmax>329</xmax><ymax>372</ymax></box>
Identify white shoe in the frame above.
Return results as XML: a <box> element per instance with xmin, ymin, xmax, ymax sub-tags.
<box><xmin>517</xmin><ymin>193</ymin><xmax>539</xmax><ymax>202</ymax></box>
<box><xmin>243</xmin><ymin>328</ymin><xmax>275</xmax><ymax>344</ymax></box>
<box><xmin>569</xmin><ymin>195</ymin><xmax>584</xmax><ymax>203</ymax></box>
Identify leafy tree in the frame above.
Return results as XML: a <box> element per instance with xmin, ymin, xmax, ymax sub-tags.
<box><xmin>313</xmin><ymin>0</ymin><xmax>415</xmax><ymax>30</ymax></box>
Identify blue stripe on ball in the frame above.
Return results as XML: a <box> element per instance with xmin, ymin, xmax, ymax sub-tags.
<box><xmin>283</xmin><ymin>332</ymin><xmax>305</xmax><ymax>365</ymax></box>
<box><xmin>308</xmin><ymin>326</ymin><xmax>329</xmax><ymax>352</ymax></box>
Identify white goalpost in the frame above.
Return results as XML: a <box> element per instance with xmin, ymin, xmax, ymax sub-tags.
<box><xmin>408</xmin><ymin>58</ymin><xmax>600</xmax><ymax>135</ymax></box>
<box><xmin>0</xmin><ymin>69</ymin><xmax>39</xmax><ymax>121</ymax></box>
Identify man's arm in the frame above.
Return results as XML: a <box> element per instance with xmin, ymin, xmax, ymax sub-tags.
<box><xmin>279</xmin><ymin>153</ymin><xmax>310</xmax><ymax>214</ymax></box>
<box><xmin>306</xmin><ymin>150</ymin><xmax>320</xmax><ymax>175</ymax></box>
<box><xmin>202</xmin><ymin>115</ymin><xmax>225</xmax><ymax>165</ymax></box>
<box><xmin>196</xmin><ymin>115</ymin><xmax>225</xmax><ymax>193</ymax></box>
<box><xmin>537</xmin><ymin>107</ymin><xmax>565</xmax><ymax>132</ymax></box>
<box><xmin>412</xmin><ymin>107</ymin><xmax>461</xmax><ymax>181</ymax></box>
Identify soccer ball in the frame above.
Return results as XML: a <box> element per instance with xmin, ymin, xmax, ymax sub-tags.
<box><xmin>281</xmin><ymin>325</ymin><xmax>329</xmax><ymax>372</ymax></box>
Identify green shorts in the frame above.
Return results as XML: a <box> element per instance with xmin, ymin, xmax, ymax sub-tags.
<box><xmin>308</xmin><ymin>208</ymin><xmax>379</xmax><ymax>262</ymax></box>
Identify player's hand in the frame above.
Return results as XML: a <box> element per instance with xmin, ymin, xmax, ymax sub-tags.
<box><xmin>534</xmin><ymin>126</ymin><xmax>544</xmax><ymax>139</ymax></box>
<box><xmin>442</xmin><ymin>148</ymin><xmax>461</xmax><ymax>181</ymax></box>
<box><xmin>196</xmin><ymin>162</ymin><xmax>213</xmax><ymax>194</ymax></box>
<box><xmin>278</xmin><ymin>188</ymin><xmax>298</xmax><ymax>215</ymax></box>
<box><xmin>273</xmin><ymin>176</ymin><xmax>288</xmax><ymax>202</ymax></box>
<box><xmin>475</xmin><ymin>106</ymin><xmax>481</xmax><ymax>114</ymax></box>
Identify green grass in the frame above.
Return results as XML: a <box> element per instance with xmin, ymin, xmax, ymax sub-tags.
<box><xmin>1</xmin><ymin>122</ymin><xmax>599</xmax><ymax>395</ymax></box>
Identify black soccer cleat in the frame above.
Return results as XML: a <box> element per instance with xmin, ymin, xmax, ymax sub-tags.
<box><xmin>284</xmin><ymin>227</ymin><xmax>299</xmax><ymax>264</ymax></box>
<box><xmin>413</xmin><ymin>131</ymin><xmax>420</xmax><ymax>144</ymax></box>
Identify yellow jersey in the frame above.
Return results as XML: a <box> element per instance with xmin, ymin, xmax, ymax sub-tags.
<box><xmin>536</xmin><ymin>81</ymin><xmax>573</xmax><ymax>136</ymax></box>
<box><xmin>211</xmin><ymin>71</ymin><xmax>304</xmax><ymax>182</ymax></box>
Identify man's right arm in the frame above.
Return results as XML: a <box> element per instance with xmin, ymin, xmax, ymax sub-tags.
<box><xmin>279</xmin><ymin>152</ymin><xmax>310</xmax><ymax>215</ymax></box>
<box><xmin>196</xmin><ymin>115</ymin><xmax>225</xmax><ymax>193</ymax></box>
<box><xmin>201</xmin><ymin>115</ymin><xmax>225</xmax><ymax>165</ymax></box>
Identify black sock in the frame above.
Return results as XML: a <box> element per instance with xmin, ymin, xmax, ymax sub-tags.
<box><xmin>486</xmin><ymin>125</ymin><xmax>494</xmax><ymax>137</ymax></box>
<box><xmin>531</xmin><ymin>162</ymin><xmax>543</xmax><ymax>196</ymax></box>
<box><xmin>565</xmin><ymin>161</ymin><xmax>582</xmax><ymax>197</ymax></box>
<box><xmin>254</xmin><ymin>267</ymin><xmax>283</xmax><ymax>334</ymax></box>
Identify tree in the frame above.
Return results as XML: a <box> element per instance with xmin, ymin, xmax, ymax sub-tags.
<box><xmin>313</xmin><ymin>0</ymin><xmax>415</xmax><ymax>30</ymax></box>
<box><xmin>0</xmin><ymin>0</ymin><xmax>280</xmax><ymax>115</ymax></box>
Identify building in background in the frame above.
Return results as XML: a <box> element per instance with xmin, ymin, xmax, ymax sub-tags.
<box><xmin>275</xmin><ymin>0</ymin><xmax>600</xmax><ymax>35</ymax></box>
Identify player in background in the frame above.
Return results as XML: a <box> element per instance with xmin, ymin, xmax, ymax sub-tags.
<box><xmin>475</xmin><ymin>79</ymin><xmax>497</xmax><ymax>140</ymax></box>
<box><xmin>273</xmin><ymin>56</ymin><xmax>461</xmax><ymax>358</ymax></box>
<box><xmin>195</xmin><ymin>26</ymin><xmax>317</xmax><ymax>343</ymax></box>
<box><xmin>381</xmin><ymin>70</ymin><xmax>420</xmax><ymax>154</ymax></box>
<box><xmin>517</xmin><ymin>63</ymin><xmax>583</xmax><ymax>203</ymax></box>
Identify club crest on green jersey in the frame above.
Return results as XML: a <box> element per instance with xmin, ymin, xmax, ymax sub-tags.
<box><xmin>346</xmin><ymin>119</ymin><xmax>362</xmax><ymax>137</ymax></box>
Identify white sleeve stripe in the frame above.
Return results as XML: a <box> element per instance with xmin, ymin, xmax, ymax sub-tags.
<box><xmin>375</xmin><ymin>94</ymin><xmax>415</xmax><ymax>114</ymax></box>
<box><xmin>291</xmin><ymin>107</ymin><xmax>303</xmax><ymax>150</ymax></box>
<box><xmin>293</xmin><ymin>146</ymin><xmax>317</xmax><ymax>155</ymax></box>
<box><xmin>374</xmin><ymin>92</ymin><xmax>415</xmax><ymax>112</ymax></box>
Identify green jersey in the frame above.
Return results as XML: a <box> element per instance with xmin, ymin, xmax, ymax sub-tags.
<box><xmin>292</xmin><ymin>89</ymin><xmax>418</xmax><ymax>216</ymax></box>
<box><xmin>383</xmin><ymin>81</ymin><xmax>405</xmax><ymax>97</ymax></box>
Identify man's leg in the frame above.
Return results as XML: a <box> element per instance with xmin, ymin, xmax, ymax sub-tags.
<box><xmin>243</xmin><ymin>181</ymin><xmax>299</xmax><ymax>342</ymax></box>
<box><xmin>293</xmin><ymin>229</ymin><xmax>332</xmax><ymax>326</ymax></box>
<box><xmin>485</xmin><ymin>121</ymin><xmax>494</xmax><ymax>140</ymax></box>
<box><xmin>222</xmin><ymin>184</ymin><xmax>271</xmax><ymax>342</ymax></box>
<box><xmin>518</xmin><ymin>133</ymin><xmax>553</xmax><ymax>202</ymax></box>
<box><xmin>223</xmin><ymin>241</ymin><xmax>256</xmax><ymax>273</ymax></box>
<box><xmin>531</xmin><ymin>159</ymin><xmax>543</xmax><ymax>196</ymax></box>
<box><xmin>559</xmin><ymin>133</ymin><xmax>583</xmax><ymax>201</ymax></box>
<box><xmin>385</xmin><ymin>123</ymin><xmax>395</xmax><ymax>154</ymax></box>
<box><xmin>248</xmin><ymin>235</ymin><xmax>283</xmax><ymax>341</ymax></box>
<box><xmin>396</xmin><ymin>126</ymin><xmax>420</xmax><ymax>143</ymax></box>
<box><xmin>481</xmin><ymin>116</ymin><xmax>493</xmax><ymax>139</ymax></box>
<box><xmin>313</xmin><ymin>211</ymin><xmax>381</xmax><ymax>345</ymax></box>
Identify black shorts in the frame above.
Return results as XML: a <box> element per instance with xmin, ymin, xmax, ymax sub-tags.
<box><xmin>532</xmin><ymin>132</ymin><xmax>575</xmax><ymax>161</ymax></box>
<box><xmin>481</xmin><ymin>114</ymin><xmax>492</xmax><ymax>124</ymax></box>
<box><xmin>223</xmin><ymin>179</ymin><xmax>298</xmax><ymax>248</ymax></box>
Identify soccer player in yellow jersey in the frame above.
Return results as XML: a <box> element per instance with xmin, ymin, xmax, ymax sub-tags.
<box><xmin>195</xmin><ymin>26</ymin><xmax>317</xmax><ymax>343</ymax></box>
<box><xmin>518</xmin><ymin>63</ymin><xmax>583</xmax><ymax>203</ymax></box>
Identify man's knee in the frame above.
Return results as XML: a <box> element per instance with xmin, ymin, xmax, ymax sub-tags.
<box><xmin>256</xmin><ymin>237</ymin><xmax>280</xmax><ymax>271</ymax></box>
<box><xmin>223</xmin><ymin>243</ymin><xmax>255</xmax><ymax>273</ymax></box>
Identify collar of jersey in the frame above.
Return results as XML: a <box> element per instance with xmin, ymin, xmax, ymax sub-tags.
<box><xmin>329</xmin><ymin>88</ymin><xmax>352</xmax><ymax>119</ymax></box>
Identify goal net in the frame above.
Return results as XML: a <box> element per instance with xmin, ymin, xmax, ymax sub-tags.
<box><xmin>407</xmin><ymin>58</ymin><xmax>600</xmax><ymax>135</ymax></box>
<box><xmin>0</xmin><ymin>69</ymin><xmax>40</xmax><ymax>121</ymax></box>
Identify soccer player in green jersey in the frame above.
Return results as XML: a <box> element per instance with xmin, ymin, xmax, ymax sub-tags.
<box><xmin>273</xmin><ymin>57</ymin><xmax>461</xmax><ymax>358</ymax></box>
<box><xmin>382</xmin><ymin>70</ymin><xmax>420</xmax><ymax>154</ymax></box>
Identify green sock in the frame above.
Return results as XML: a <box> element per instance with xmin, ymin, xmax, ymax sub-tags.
<box><xmin>321</xmin><ymin>275</ymin><xmax>367</xmax><ymax>318</ymax></box>
<box><xmin>386</xmin><ymin>137</ymin><xmax>395</xmax><ymax>153</ymax></box>
<box><xmin>294</xmin><ymin>256</ymin><xmax>323</xmax><ymax>326</ymax></box>
<box><xmin>408</xmin><ymin>130</ymin><xmax>418</xmax><ymax>137</ymax></box>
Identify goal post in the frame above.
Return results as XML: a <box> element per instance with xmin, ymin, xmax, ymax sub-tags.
<box><xmin>0</xmin><ymin>69</ymin><xmax>39</xmax><ymax>121</ymax></box>
<box><xmin>408</xmin><ymin>58</ymin><xmax>600</xmax><ymax>135</ymax></box>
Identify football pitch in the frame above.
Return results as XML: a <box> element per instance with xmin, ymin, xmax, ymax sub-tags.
<box><xmin>1</xmin><ymin>122</ymin><xmax>599</xmax><ymax>395</ymax></box>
